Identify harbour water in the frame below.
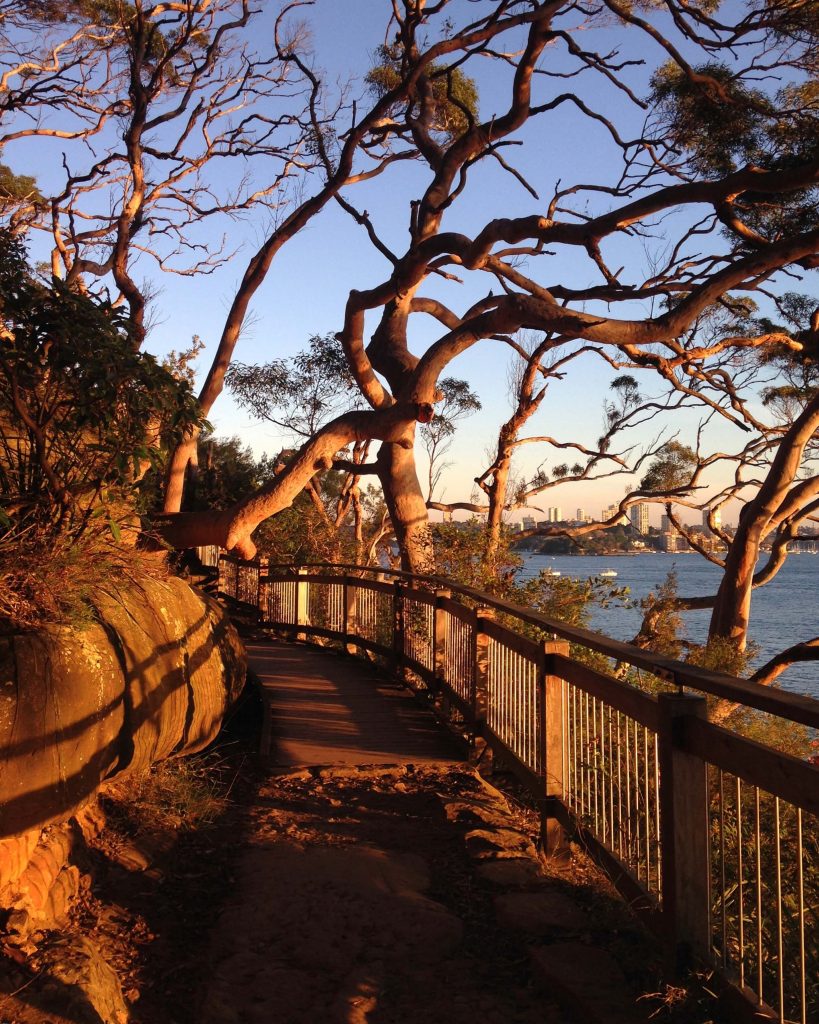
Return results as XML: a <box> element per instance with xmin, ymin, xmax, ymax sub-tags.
<box><xmin>518</xmin><ymin>551</ymin><xmax>819</xmax><ymax>699</ymax></box>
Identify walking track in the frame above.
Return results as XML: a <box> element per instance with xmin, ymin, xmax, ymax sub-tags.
<box><xmin>247</xmin><ymin>641</ymin><xmax>460</xmax><ymax>766</ymax></box>
<box><xmin>199</xmin><ymin>641</ymin><xmax>672</xmax><ymax>1024</ymax></box>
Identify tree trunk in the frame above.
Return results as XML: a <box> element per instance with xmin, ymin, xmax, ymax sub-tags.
<box><xmin>163</xmin><ymin>435</ymin><xmax>198</xmax><ymax>514</ymax></box>
<box><xmin>377</xmin><ymin>441</ymin><xmax>435</xmax><ymax>574</ymax></box>
<box><xmin>485</xmin><ymin>449</ymin><xmax>512</xmax><ymax>567</ymax></box>
<box><xmin>708</xmin><ymin>393</ymin><xmax>819</xmax><ymax>647</ymax></box>
<box><xmin>708</xmin><ymin>518</ymin><xmax>762</xmax><ymax>647</ymax></box>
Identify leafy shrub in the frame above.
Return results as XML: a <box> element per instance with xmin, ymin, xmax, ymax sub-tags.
<box><xmin>0</xmin><ymin>230</ymin><xmax>202</xmax><ymax>626</ymax></box>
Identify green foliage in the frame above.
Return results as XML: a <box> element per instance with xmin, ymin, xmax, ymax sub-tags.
<box><xmin>183</xmin><ymin>436</ymin><xmax>268</xmax><ymax>514</ymax></box>
<box><xmin>111</xmin><ymin>753</ymin><xmax>228</xmax><ymax>835</ymax></box>
<box><xmin>686</xmin><ymin>634</ymin><xmax>758</xmax><ymax>679</ymax></box>
<box><xmin>633</xmin><ymin>570</ymin><xmax>685</xmax><ymax>660</ymax></box>
<box><xmin>650</xmin><ymin>52</ymin><xmax>819</xmax><ymax>237</ymax></box>
<box><xmin>639</xmin><ymin>441</ymin><xmax>697</xmax><ymax>494</ymax></box>
<box><xmin>227</xmin><ymin>333</ymin><xmax>359</xmax><ymax>439</ymax></box>
<box><xmin>0</xmin><ymin>163</ymin><xmax>43</xmax><ymax>209</ymax></box>
<box><xmin>630</xmin><ymin>570</ymin><xmax>761</xmax><ymax>704</ymax></box>
<box><xmin>432</xmin><ymin>520</ymin><xmax>520</xmax><ymax>595</ymax></box>
<box><xmin>431</xmin><ymin>521</ymin><xmax>626</xmax><ymax>639</ymax></box>
<box><xmin>753</xmin><ymin>292</ymin><xmax>819</xmax><ymax>419</ymax></box>
<box><xmin>425</xmin><ymin>377</ymin><xmax>481</xmax><ymax>438</ymax></box>
<box><xmin>366</xmin><ymin>44</ymin><xmax>478</xmax><ymax>140</ymax></box>
<box><xmin>16</xmin><ymin>0</ymin><xmax>207</xmax><ymax>72</ymax></box>
<box><xmin>650</xmin><ymin>61</ymin><xmax>773</xmax><ymax>177</ymax></box>
<box><xmin>0</xmin><ymin>230</ymin><xmax>201</xmax><ymax>625</ymax></box>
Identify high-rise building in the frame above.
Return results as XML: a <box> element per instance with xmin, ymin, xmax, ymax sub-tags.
<box><xmin>576</xmin><ymin>508</ymin><xmax>585</xmax><ymax>522</ymax></box>
<box><xmin>522</xmin><ymin>516</ymin><xmax>536</xmax><ymax>531</ymax></box>
<box><xmin>547</xmin><ymin>506</ymin><xmax>563</xmax><ymax>523</ymax></box>
<box><xmin>603</xmin><ymin>503</ymin><xmax>628</xmax><ymax>526</ymax></box>
<box><xmin>703</xmin><ymin>507</ymin><xmax>722</xmax><ymax>532</ymax></box>
<box><xmin>661</xmin><ymin>513</ymin><xmax>677</xmax><ymax>535</ymax></box>
<box><xmin>630</xmin><ymin>503</ymin><xmax>650</xmax><ymax>535</ymax></box>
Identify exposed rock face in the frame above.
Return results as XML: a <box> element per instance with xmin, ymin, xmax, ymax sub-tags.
<box><xmin>36</xmin><ymin>934</ymin><xmax>129</xmax><ymax>1024</ymax></box>
<box><xmin>0</xmin><ymin>576</ymin><xmax>246</xmax><ymax>840</ymax></box>
<box><xmin>0</xmin><ymin>577</ymin><xmax>245</xmax><ymax>1023</ymax></box>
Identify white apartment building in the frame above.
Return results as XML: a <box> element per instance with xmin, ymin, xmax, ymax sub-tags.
<box><xmin>630</xmin><ymin>503</ymin><xmax>650</xmax><ymax>535</ymax></box>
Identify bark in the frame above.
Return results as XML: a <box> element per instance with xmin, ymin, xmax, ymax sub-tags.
<box><xmin>484</xmin><ymin>443</ymin><xmax>513</xmax><ymax>566</ymax></box>
<box><xmin>158</xmin><ymin>407</ymin><xmax>416</xmax><ymax>556</ymax></box>
<box><xmin>751</xmin><ymin>638</ymin><xmax>819</xmax><ymax>687</ymax></box>
<box><xmin>708</xmin><ymin>393</ymin><xmax>819</xmax><ymax>646</ymax></box>
<box><xmin>376</xmin><ymin>441</ymin><xmax>435</xmax><ymax>574</ymax></box>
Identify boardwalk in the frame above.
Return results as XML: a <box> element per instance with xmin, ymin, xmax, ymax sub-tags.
<box><xmin>247</xmin><ymin>641</ymin><xmax>461</xmax><ymax>766</ymax></box>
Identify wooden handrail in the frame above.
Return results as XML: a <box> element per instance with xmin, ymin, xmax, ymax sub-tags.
<box><xmin>223</xmin><ymin>552</ymin><xmax>818</xmax><ymax>1018</ymax></box>
<box><xmin>261</xmin><ymin>559</ymin><xmax>819</xmax><ymax>730</ymax></box>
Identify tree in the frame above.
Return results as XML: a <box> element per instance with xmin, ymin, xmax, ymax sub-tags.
<box><xmin>419</xmin><ymin>377</ymin><xmax>480</xmax><ymax>502</ymax></box>
<box><xmin>227</xmin><ymin>334</ymin><xmax>360</xmax><ymax>442</ymax></box>
<box><xmin>0</xmin><ymin>230</ymin><xmax>199</xmax><ymax>623</ymax></box>
<box><xmin>3</xmin><ymin>2</ymin><xmax>819</xmax><ymax>685</ymax></box>
<box><xmin>134</xmin><ymin>1</ymin><xmax>816</xmax><ymax>577</ymax></box>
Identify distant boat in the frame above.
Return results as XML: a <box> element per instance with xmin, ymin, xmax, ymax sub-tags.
<box><xmin>599</xmin><ymin>568</ymin><xmax>618</xmax><ymax>578</ymax></box>
<box><xmin>543</xmin><ymin>565</ymin><xmax>561</xmax><ymax>577</ymax></box>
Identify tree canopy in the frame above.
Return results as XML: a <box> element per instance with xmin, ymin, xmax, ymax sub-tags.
<box><xmin>2</xmin><ymin>0</ymin><xmax>818</xmax><ymax>680</ymax></box>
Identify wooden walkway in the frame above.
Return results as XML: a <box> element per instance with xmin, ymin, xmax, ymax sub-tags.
<box><xmin>247</xmin><ymin>641</ymin><xmax>462</xmax><ymax>766</ymax></box>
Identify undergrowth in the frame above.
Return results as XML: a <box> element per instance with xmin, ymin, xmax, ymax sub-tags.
<box><xmin>109</xmin><ymin>753</ymin><xmax>233</xmax><ymax>836</ymax></box>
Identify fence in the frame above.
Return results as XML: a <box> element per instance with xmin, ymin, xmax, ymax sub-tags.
<box><xmin>218</xmin><ymin>556</ymin><xmax>819</xmax><ymax>1024</ymax></box>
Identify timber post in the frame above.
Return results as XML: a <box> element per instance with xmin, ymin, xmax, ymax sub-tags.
<box><xmin>392</xmin><ymin>579</ymin><xmax>405</xmax><ymax>678</ymax></box>
<box><xmin>342</xmin><ymin>576</ymin><xmax>358</xmax><ymax>655</ymax></box>
<box><xmin>657</xmin><ymin>691</ymin><xmax>710</xmax><ymax>975</ymax></box>
<box><xmin>433</xmin><ymin>588</ymin><xmax>451</xmax><ymax>700</ymax></box>
<box><xmin>542</xmin><ymin>638</ymin><xmax>570</xmax><ymax>857</ymax></box>
<box><xmin>255</xmin><ymin>557</ymin><xmax>267</xmax><ymax>621</ymax></box>
<box><xmin>472</xmin><ymin>607</ymin><xmax>495</xmax><ymax>761</ymax></box>
<box><xmin>295</xmin><ymin>566</ymin><xmax>309</xmax><ymax>641</ymax></box>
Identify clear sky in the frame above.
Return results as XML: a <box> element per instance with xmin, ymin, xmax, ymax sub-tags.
<box><xmin>8</xmin><ymin>0</ymin><xmax>811</xmax><ymax>528</ymax></box>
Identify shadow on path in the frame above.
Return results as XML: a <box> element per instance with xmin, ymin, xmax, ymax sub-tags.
<box><xmin>247</xmin><ymin>641</ymin><xmax>461</xmax><ymax>766</ymax></box>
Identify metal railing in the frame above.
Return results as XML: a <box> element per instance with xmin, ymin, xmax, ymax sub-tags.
<box><xmin>217</xmin><ymin>555</ymin><xmax>819</xmax><ymax>1023</ymax></box>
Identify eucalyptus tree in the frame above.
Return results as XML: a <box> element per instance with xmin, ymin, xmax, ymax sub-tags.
<box><xmin>152</xmin><ymin>2</ymin><xmax>817</xmax><ymax>562</ymax></box>
<box><xmin>4</xmin><ymin>1</ymin><xmax>819</xmax><ymax>685</ymax></box>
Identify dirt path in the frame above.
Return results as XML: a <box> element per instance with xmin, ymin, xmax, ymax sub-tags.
<box><xmin>0</xmin><ymin>688</ymin><xmax>727</xmax><ymax>1024</ymax></box>
<box><xmin>200</xmin><ymin>762</ymin><xmax>643</xmax><ymax>1024</ymax></box>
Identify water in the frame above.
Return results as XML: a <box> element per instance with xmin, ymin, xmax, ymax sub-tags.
<box><xmin>518</xmin><ymin>551</ymin><xmax>819</xmax><ymax>699</ymax></box>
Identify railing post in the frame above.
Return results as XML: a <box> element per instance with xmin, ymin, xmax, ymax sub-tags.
<box><xmin>343</xmin><ymin>576</ymin><xmax>358</xmax><ymax>655</ymax></box>
<box><xmin>433</xmin><ymin>588</ymin><xmax>451</xmax><ymax>697</ymax></box>
<box><xmin>657</xmin><ymin>692</ymin><xmax>710</xmax><ymax>975</ymax></box>
<box><xmin>217</xmin><ymin>554</ymin><xmax>225</xmax><ymax>598</ymax></box>
<box><xmin>542</xmin><ymin>638</ymin><xmax>570</xmax><ymax>858</ymax></box>
<box><xmin>252</xmin><ymin>557</ymin><xmax>265</xmax><ymax>620</ymax></box>
<box><xmin>392</xmin><ymin>579</ymin><xmax>404</xmax><ymax>678</ymax></box>
<box><xmin>471</xmin><ymin>608</ymin><xmax>495</xmax><ymax>759</ymax></box>
<box><xmin>257</xmin><ymin>558</ymin><xmax>268</xmax><ymax>621</ymax></box>
<box><xmin>296</xmin><ymin>567</ymin><xmax>309</xmax><ymax>641</ymax></box>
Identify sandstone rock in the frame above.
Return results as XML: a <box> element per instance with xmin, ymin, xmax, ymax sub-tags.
<box><xmin>475</xmin><ymin>858</ymin><xmax>547</xmax><ymax>887</ymax></box>
<box><xmin>494</xmin><ymin>891</ymin><xmax>592</xmax><ymax>934</ymax></box>
<box><xmin>471</xmin><ymin>774</ymin><xmax>510</xmax><ymax>810</ymax></box>
<box><xmin>464</xmin><ymin>828</ymin><xmax>538</xmax><ymax>860</ymax></box>
<box><xmin>529</xmin><ymin>941</ymin><xmax>639</xmax><ymax>1024</ymax></box>
<box><xmin>0</xmin><ymin>625</ymin><xmax>124</xmax><ymax>837</ymax></box>
<box><xmin>109</xmin><ymin>840</ymin><xmax>152</xmax><ymax>873</ymax></box>
<box><xmin>443</xmin><ymin>800</ymin><xmax>511</xmax><ymax>829</ymax></box>
<box><xmin>3</xmin><ymin>864</ymin><xmax>81</xmax><ymax>947</ymax></box>
<box><xmin>74</xmin><ymin>800</ymin><xmax>108</xmax><ymax>843</ymax></box>
<box><xmin>37</xmin><ymin>935</ymin><xmax>129</xmax><ymax>1024</ymax></box>
<box><xmin>0</xmin><ymin>830</ymin><xmax>41</xmax><ymax>891</ymax></box>
<box><xmin>270</xmin><ymin>768</ymin><xmax>312</xmax><ymax>783</ymax></box>
<box><xmin>0</xmin><ymin>577</ymin><xmax>245</xmax><ymax>840</ymax></box>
